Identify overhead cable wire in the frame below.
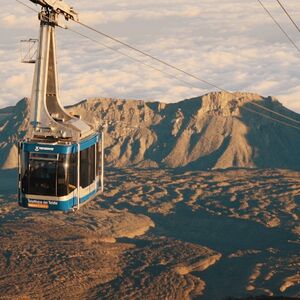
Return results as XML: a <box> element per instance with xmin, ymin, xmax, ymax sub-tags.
<box><xmin>69</xmin><ymin>26</ymin><xmax>300</xmax><ymax>127</ymax></box>
<box><xmin>241</xmin><ymin>105</ymin><xmax>300</xmax><ymax>131</ymax></box>
<box><xmin>275</xmin><ymin>0</ymin><xmax>300</xmax><ymax>33</ymax></box>
<box><xmin>72</xmin><ymin>19</ymin><xmax>300</xmax><ymax>126</ymax></box>
<box><xmin>257</xmin><ymin>0</ymin><xmax>300</xmax><ymax>53</ymax></box>
<box><xmin>16</xmin><ymin>0</ymin><xmax>38</xmax><ymax>13</ymax></box>
<box><xmin>244</xmin><ymin>101</ymin><xmax>300</xmax><ymax>124</ymax></box>
<box><xmin>15</xmin><ymin>0</ymin><xmax>203</xmax><ymax>91</ymax></box>
<box><xmin>67</xmin><ymin>27</ymin><xmax>203</xmax><ymax>92</ymax></box>
<box><xmin>15</xmin><ymin>0</ymin><xmax>300</xmax><ymax>130</ymax></box>
<box><xmin>72</xmin><ymin>27</ymin><xmax>300</xmax><ymax>126</ymax></box>
<box><xmin>73</xmin><ymin>20</ymin><xmax>223</xmax><ymax>91</ymax></box>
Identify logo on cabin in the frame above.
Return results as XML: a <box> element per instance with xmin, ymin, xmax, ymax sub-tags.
<box><xmin>34</xmin><ymin>146</ymin><xmax>55</xmax><ymax>152</ymax></box>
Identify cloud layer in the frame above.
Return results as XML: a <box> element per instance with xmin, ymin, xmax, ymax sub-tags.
<box><xmin>1</xmin><ymin>0</ymin><xmax>300</xmax><ymax>112</ymax></box>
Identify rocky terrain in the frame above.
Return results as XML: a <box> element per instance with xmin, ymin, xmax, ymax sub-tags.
<box><xmin>1</xmin><ymin>92</ymin><xmax>300</xmax><ymax>170</ymax></box>
<box><xmin>0</xmin><ymin>92</ymin><xmax>299</xmax><ymax>299</ymax></box>
<box><xmin>0</xmin><ymin>168</ymin><xmax>299</xmax><ymax>299</ymax></box>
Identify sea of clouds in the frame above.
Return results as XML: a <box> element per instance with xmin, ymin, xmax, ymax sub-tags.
<box><xmin>1</xmin><ymin>0</ymin><xmax>300</xmax><ymax>112</ymax></box>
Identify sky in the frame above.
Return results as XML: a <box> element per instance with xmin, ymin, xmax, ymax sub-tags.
<box><xmin>0</xmin><ymin>0</ymin><xmax>300</xmax><ymax>112</ymax></box>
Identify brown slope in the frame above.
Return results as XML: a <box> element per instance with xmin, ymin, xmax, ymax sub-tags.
<box><xmin>1</xmin><ymin>92</ymin><xmax>300</xmax><ymax>170</ymax></box>
<box><xmin>0</xmin><ymin>99</ymin><xmax>29</xmax><ymax>169</ymax></box>
<box><xmin>66</xmin><ymin>92</ymin><xmax>300</xmax><ymax>170</ymax></box>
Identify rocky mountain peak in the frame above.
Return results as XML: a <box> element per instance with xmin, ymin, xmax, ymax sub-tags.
<box><xmin>0</xmin><ymin>92</ymin><xmax>299</xmax><ymax>170</ymax></box>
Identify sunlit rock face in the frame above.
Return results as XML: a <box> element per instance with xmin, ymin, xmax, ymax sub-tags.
<box><xmin>1</xmin><ymin>92</ymin><xmax>300</xmax><ymax>170</ymax></box>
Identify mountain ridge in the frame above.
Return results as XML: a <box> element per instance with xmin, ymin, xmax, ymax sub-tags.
<box><xmin>0</xmin><ymin>91</ymin><xmax>299</xmax><ymax>170</ymax></box>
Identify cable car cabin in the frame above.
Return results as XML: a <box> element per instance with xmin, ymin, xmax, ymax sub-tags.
<box><xmin>17</xmin><ymin>0</ymin><xmax>105</xmax><ymax>211</ymax></box>
<box><xmin>18</xmin><ymin>133</ymin><xmax>103</xmax><ymax>211</ymax></box>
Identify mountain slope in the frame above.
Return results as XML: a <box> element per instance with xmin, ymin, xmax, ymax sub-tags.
<box><xmin>0</xmin><ymin>99</ymin><xmax>29</xmax><ymax>169</ymax></box>
<box><xmin>1</xmin><ymin>92</ymin><xmax>300</xmax><ymax>170</ymax></box>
